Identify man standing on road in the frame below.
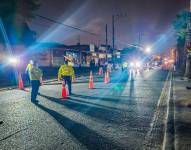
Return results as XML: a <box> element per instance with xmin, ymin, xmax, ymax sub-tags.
<box><xmin>29</xmin><ymin>61</ymin><xmax>43</xmax><ymax>103</ymax></box>
<box><xmin>58</xmin><ymin>60</ymin><xmax>75</xmax><ymax>95</ymax></box>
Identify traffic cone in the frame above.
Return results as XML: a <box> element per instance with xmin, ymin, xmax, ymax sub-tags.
<box><xmin>89</xmin><ymin>71</ymin><xmax>94</xmax><ymax>89</ymax></box>
<box><xmin>61</xmin><ymin>84</ymin><xmax>67</xmax><ymax>99</ymax></box>
<box><xmin>107</xmin><ymin>71</ymin><xmax>110</xmax><ymax>82</ymax></box>
<box><xmin>98</xmin><ymin>67</ymin><xmax>103</xmax><ymax>75</ymax></box>
<box><xmin>104</xmin><ymin>72</ymin><xmax>109</xmax><ymax>84</ymax></box>
<box><xmin>18</xmin><ymin>74</ymin><xmax>24</xmax><ymax>89</ymax></box>
<box><xmin>107</xmin><ymin>67</ymin><xmax>111</xmax><ymax>73</ymax></box>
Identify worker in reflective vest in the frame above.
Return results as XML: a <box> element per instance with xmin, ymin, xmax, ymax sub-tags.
<box><xmin>58</xmin><ymin>60</ymin><xmax>75</xmax><ymax>95</ymax></box>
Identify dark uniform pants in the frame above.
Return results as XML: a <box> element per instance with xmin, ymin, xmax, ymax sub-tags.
<box><xmin>31</xmin><ymin>80</ymin><xmax>40</xmax><ymax>101</ymax></box>
<box><xmin>62</xmin><ymin>76</ymin><xmax>72</xmax><ymax>94</ymax></box>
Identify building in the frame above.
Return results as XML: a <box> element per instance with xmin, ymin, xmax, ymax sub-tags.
<box><xmin>30</xmin><ymin>42</ymin><xmax>114</xmax><ymax>67</ymax></box>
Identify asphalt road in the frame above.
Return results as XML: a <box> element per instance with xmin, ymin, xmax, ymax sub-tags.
<box><xmin>0</xmin><ymin>69</ymin><xmax>168</xmax><ymax>150</ymax></box>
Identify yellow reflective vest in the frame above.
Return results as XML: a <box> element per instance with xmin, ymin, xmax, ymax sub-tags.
<box><xmin>123</xmin><ymin>62</ymin><xmax>128</xmax><ymax>68</ymax></box>
<box><xmin>30</xmin><ymin>67</ymin><xmax>43</xmax><ymax>81</ymax></box>
<box><xmin>58</xmin><ymin>64</ymin><xmax>75</xmax><ymax>80</ymax></box>
<box><xmin>26</xmin><ymin>63</ymin><xmax>32</xmax><ymax>72</ymax></box>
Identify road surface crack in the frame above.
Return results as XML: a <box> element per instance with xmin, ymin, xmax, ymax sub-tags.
<box><xmin>0</xmin><ymin>128</ymin><xmax>28</xmax><ymax>142</ymax></box>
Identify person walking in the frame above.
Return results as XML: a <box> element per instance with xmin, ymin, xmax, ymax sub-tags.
<box><xmin>29</xmin><ymin>61</ymin><xmax>43</xmax><ymax>103</ymax></box>
<box><xmin>58</xmin><ymin>60</ymin><xmax>75</xmax><ymax>95</ymax></box>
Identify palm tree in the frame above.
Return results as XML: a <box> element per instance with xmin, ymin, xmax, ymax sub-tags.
<box><xmin>173</xmin><ymin>11</ymin><xmax>191</xmax><ymax>76</ymax></box>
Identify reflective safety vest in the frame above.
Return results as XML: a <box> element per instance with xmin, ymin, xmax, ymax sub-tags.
<box><xmin>30</xmin><ymin>67</ymin><xmax>43</xmax><ymax>80</ymax></box>
<box><xmin>123</xmin><ymin>62</ymin><xmax>128</xmax><ymax>68</ymax></box>
<box><xmin>58</xmin><ymin>64</ymin><xmax>75</xmax><ymax>79</ymax></box>
<box><xmin>26</xmin><ymin>63</ymin><xmax>32</xmax><ymax>72</ymax></box>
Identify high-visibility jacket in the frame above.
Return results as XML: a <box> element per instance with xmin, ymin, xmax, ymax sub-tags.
<box><xmin>30</xmin><ymin>67</ymin><xmax>43</xmax><ymax>81</ymax></box>
<box><xmin>58</xmin><ymin>64</ymin><xmax>75</xmax><ymax>80</ymax></box>
<box><xmin>123</xmin><ymin>62</ymin><xmax>128</xmax><ymax>68</ymax></box>
<box><xmin>26</xmin><ymin>63</ymin><xmax>32</xmax><ymax>72</ymax></box>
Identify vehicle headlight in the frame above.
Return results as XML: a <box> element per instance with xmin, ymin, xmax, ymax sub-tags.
<box><xmin>130</xmin><ymin>62</ymin><xmax>134</xmax><ymax>67</ymax></box>
<box><xmin>8</xmin><ymin>57</ymin><xmax>19</xmax><ymax>65</ymax></box>
<box><xmin>135</xmin><ymin>61</ymin><xmax>141</xmax><ymax>67</ymax></box>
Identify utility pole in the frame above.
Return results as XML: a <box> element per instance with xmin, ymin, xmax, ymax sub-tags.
<box><xmin>105</xmin><ymin>24</ymin><xmax>108</xmax><ymax>61</ymax></box>
<box><xmin>111</xmin><ymin>13</ymin><xmax>127</xmax><ymax>64</ymax></box>
<box><xmin>138</xmin><ymin>31</ymin><xmax>141</xmax><ymax>48</ymax></box>
<box><xmin>78</xmin><ymin>34</ymin><xmax>81</xmax><ymax>44</ymax></box>
<box><xmin>112</xmin><ymin>13</ymin><xmax>127</xmax><ymax>54</ymax></box>
<box><xmin>78</xmin><ymin>35</ymin><xmax>82</xmax><ymax>66</ymax></box>
<box><xmin>105</xmin><ymin>24</ymin><xmax>108</xmax><ymax>48</ymax></box>
<box><xmin>112</xmin><ymin>15</ymin><xmax>115</xmax><ymax>52</ymax></box>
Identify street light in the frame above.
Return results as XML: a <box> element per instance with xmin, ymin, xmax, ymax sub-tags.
<box><xmin>145</xmin><ymin>46</ymin><xmax>151</xmax><ymax>54</ymax></box>
<box><xmin>8</xmin><ymin>56</ymin><xmax>19</xmax><ymax>65</ymax></box>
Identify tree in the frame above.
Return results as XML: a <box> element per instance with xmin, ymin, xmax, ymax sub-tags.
<box><xmin>173</xmin><ymin>11</ymin><xmax>191</xmax><ymax>76</ymax></box>
<box><xmin>0</xmin><ymin>0</ymin><xmax>40</xmax><ymax>46</ymax></box>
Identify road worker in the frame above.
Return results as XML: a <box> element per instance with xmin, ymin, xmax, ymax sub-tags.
<box><xmin>29</xmin><ymin>61</ymin><xmax>43</xmax><ymax>103</ymax></box>
<box><xmin>122</xmin><ymin>61</ymin><xmax>128</xmax><ymax>72</ymax></box>
<box><xmin>58</xmin><ymin>59</ymin><xmax>75</xmax><ymax>95</ymax></box>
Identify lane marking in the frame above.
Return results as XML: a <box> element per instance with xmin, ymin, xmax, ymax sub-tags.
<box><xmin>143</xmin><ymin>71</ymin><xmax>171</xmax><ymax>149</ymax></box>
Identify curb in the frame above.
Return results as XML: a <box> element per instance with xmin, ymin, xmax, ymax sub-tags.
<box><xmin>0</xmin><ymin>86</ymin><xmax>17</xmax><ymax>92</ymax></box>
<box><xmin>143</xmin><ymin>71</ymin><xmax>172</xmax><ymax>150</ymax></box>
<box><xmin>162</xmin><ymin>71</ymin><xmax>175</xmax><ymax>150</ymax></box>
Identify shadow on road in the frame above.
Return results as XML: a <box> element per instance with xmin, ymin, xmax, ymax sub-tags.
<box><xmin>110</xmin><ymin>70</ymin><xmax>129</xmax><ymax>83</ymax></box>
<box><xmin>68</xmin><ymin>97</ymin><xmax>123</xmax><ymax>111</ymax></box>
<box><xmin>39</xmin><ymin>94</ymin><xmax>123</xmax><ymax>124</ymax></box>
<box><xmin>70</xmin><ymin>94</ymin><xmax>120</xmax><ymax>103</ymax></box>
<box><xmin>129</xmin><ymin>79</ymin><xmax>135</xmax><ymax>99</ymax></box>
<box><xmin>33</xmin><ymin>102</ymin><xmax>124</xmax><ymax>150</ymax></box>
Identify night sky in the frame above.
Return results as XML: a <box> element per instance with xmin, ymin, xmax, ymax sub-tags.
<box><xmin>29</xmin><ymin>0</ymin><xmax>189</xmax><ymax>52</ymax></box>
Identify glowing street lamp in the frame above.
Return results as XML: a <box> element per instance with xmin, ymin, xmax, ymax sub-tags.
<box><xmin>145</xmin><ymin>46</ymin><xmax>151</xmax><ymax>54</ymax></box>
<box><xmin>8</xmin><ymin>56</ymin><xmax>19</xmax><ymax>65</ymax></box>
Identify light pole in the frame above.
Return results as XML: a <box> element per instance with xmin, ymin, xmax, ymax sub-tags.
<box><xmin>112</xmin><ymin>15</ymin><xmax>115</xmax><ymax>51</ymax></box>
<box><xmin>106</xmin><ymin>24</ymin><xmax>108</xmax><ymax>47</ymax></box>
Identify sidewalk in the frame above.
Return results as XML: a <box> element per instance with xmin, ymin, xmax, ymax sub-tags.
<box><xmin>173</xmin><ymin>73</ymin><xmax>191</xmax><ymax>150</ymax></box>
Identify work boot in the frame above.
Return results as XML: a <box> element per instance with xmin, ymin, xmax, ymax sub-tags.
<box><xmin>69</xmin><ymin>92</ymin><xmax>73</xmax><ymax>95</ymax></box>
<box><xmin>186</xmin><ymin>86</ymin><xmax>191</xmax><ymax>90</ymax></box>
<box><xmin>31</xmin><ymin>99</ymin><xmax>39</xmax><ymax>103</ymax></box>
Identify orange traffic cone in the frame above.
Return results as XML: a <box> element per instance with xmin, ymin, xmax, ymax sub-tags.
<box><xmin>104</xmin><ymin>72</ymin><xmax>108</xmax><ymax>84</ymax></box>
<box><xmin>61</xmin><ymin>84</ymin><xmax>67</xmax><ymax>99</ymax></box>
<box><xmin>107</xmin><ymin>71</ymin><xmax>110</xmax><ymax>82</ymax></box>
<box><xmin>98</xmin><ymin>67</ymin><xmax>103</xmax><ymax>75</ymax></box>
<box><xmin>18</xmin><ymin>74</ymin><xmax>24</xmax><ymax>89</ymax></box>
<box><xmin>108</xmin><ymin>67</ymin><xmax>112</xmax><ymax>73</ymax></box>
<box><xmin>89</xmin><ymin>71</ymin><xmax>94</xmax><ymax>89</ymax></box>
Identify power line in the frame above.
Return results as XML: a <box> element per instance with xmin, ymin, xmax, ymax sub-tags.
<box><xmin>34</xmin><ymin>14</ymin><xmax>139</xmax><ymax>49</ymax></box>
<box><xmin>35</xmin><ymin>14</ymin><xmax>100</xmax><ymax>36</ymax></box>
